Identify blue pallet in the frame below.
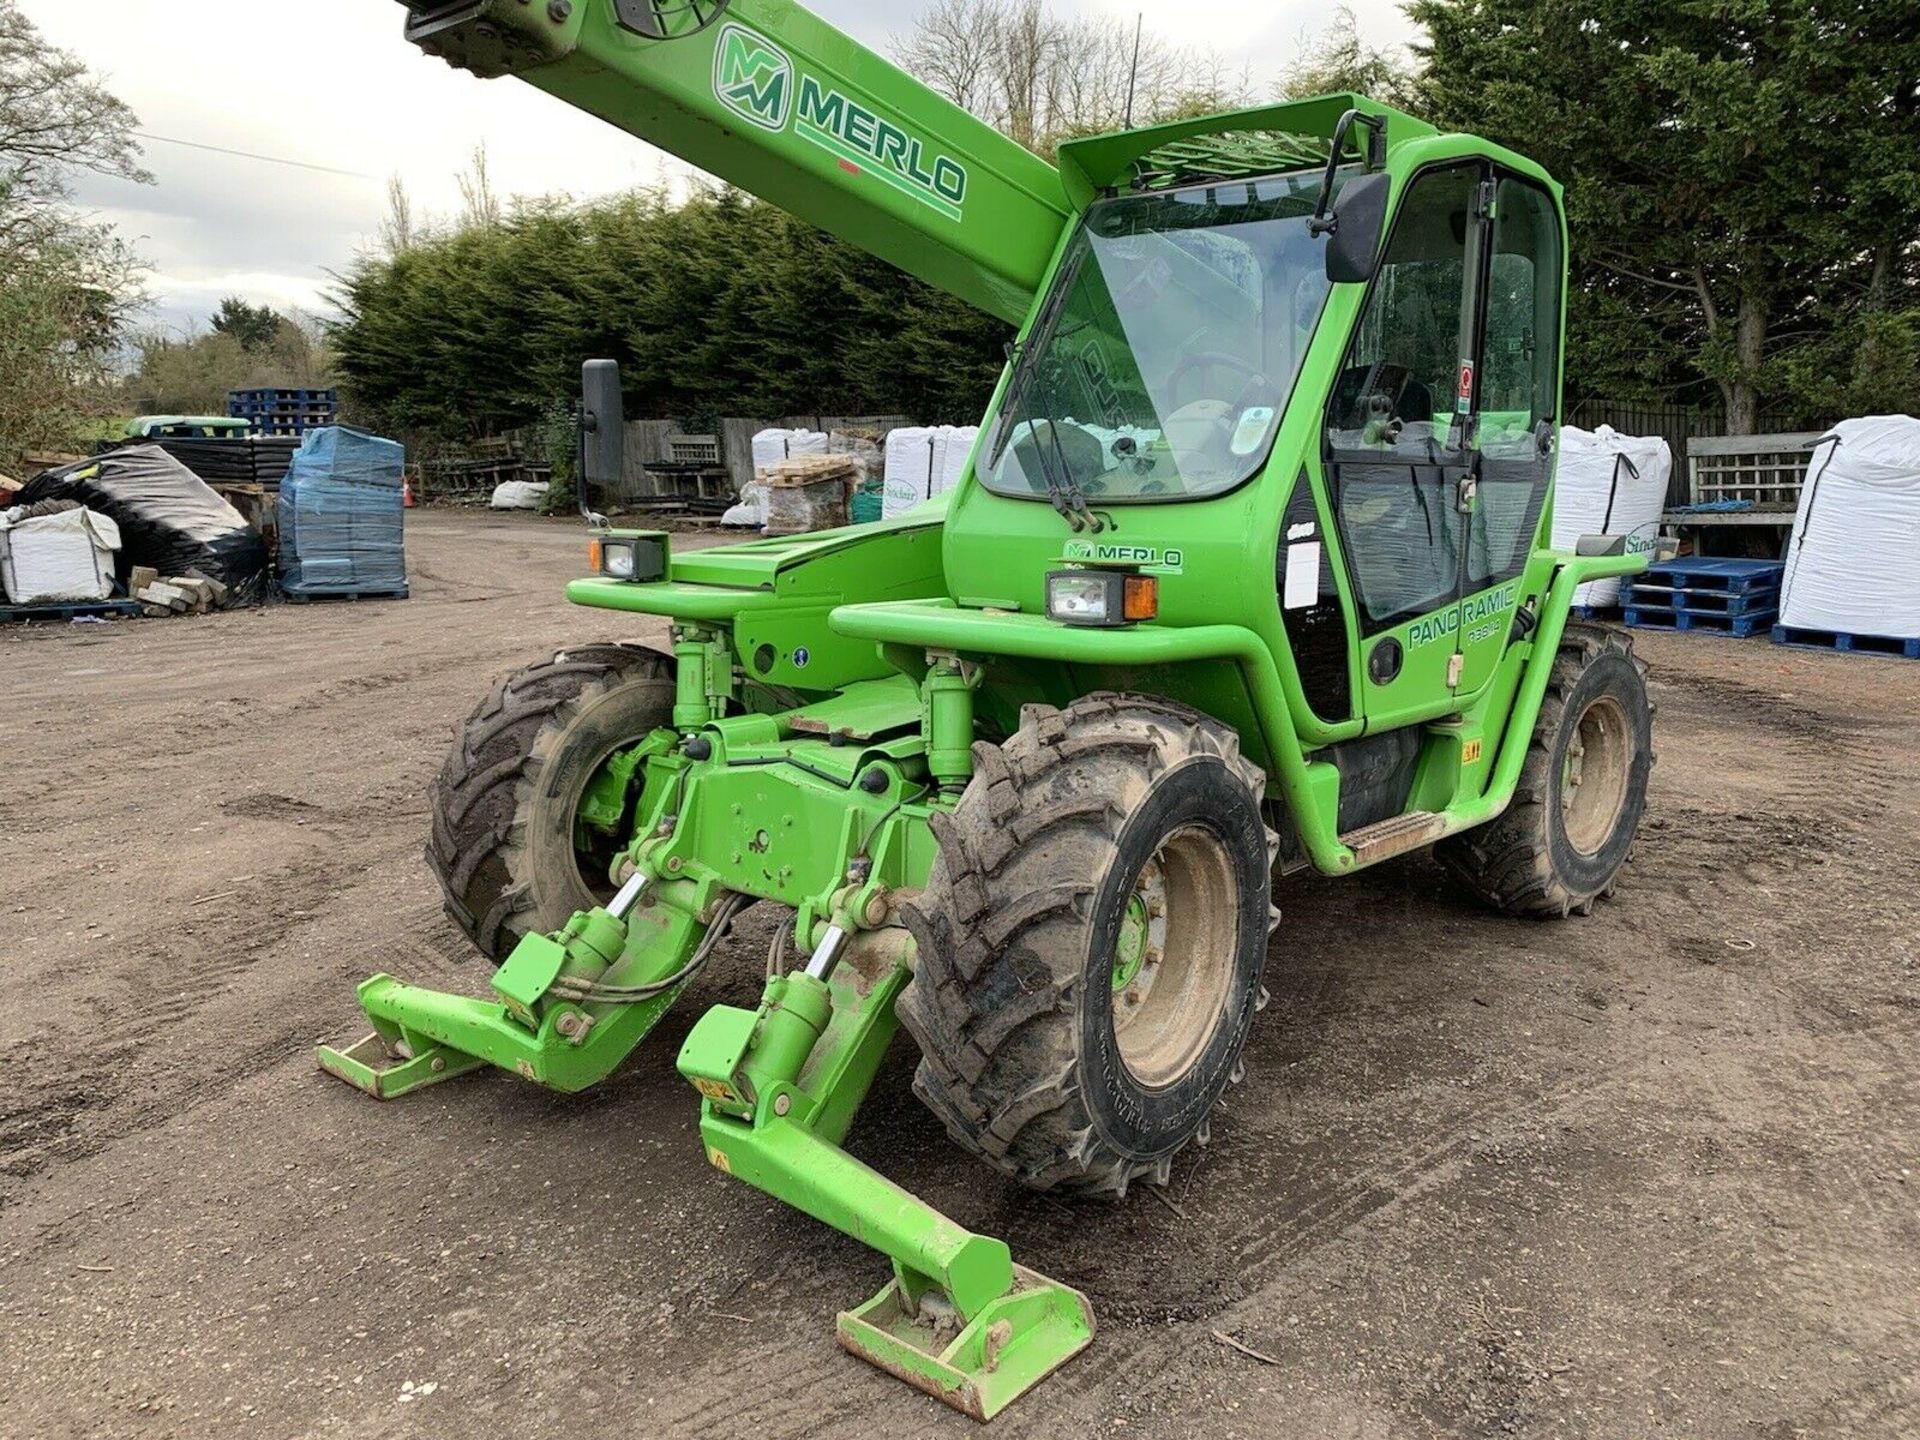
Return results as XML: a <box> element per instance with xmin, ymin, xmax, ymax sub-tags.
<box><xmin>1640</xmin><ymin>557</ymin><xmax>1785</xmax><ymax>594</ymax></box>
<box><xmin>1624</xmin><ymin>605</ymin><xmax>1776</xmax><ymax>638</ymax></box>
<box><xmin>1</xmin><ymin>598</ymin><xmax>145</xmax><ymax>623</ymax></box>
<box><xmin>1771</xmin><ymin>624</ymin><xmax>1920</xmax><ymax>660</ymax></box>
<box><xmin>1571</xmin><ymin>603</ymin><xmax>1621</xmax><ymax>620</ymax></box>
<box><xmin>279</xmin><ymin>585</ymin><xmax>410</xmax><ymax>603</ymax></box>
<box><xmin>1626</xmin><ymin>582</ymin><xmax>1780</xmax><ymax>616</ymax></box>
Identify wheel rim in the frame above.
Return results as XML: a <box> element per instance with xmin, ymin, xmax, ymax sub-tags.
<box><xmin>1560</xmin><ymin>696</ymin><xmax>1632</xmax><ymax>856</ymax></box>
<box><xmin>1109</xmin><ymin>825</ymin><xmax>1240</xmax><ymax>1089</ymax></box>
<box><xmin>568</xmin><ymin>747</ymin><xmax>649</xmax><ymax>904</ymax></box>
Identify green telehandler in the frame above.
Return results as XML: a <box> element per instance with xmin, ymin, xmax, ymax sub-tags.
<box><xmin>320</xmin><ymin>0</ymin><xmax>1655</xmax><ymax>1418</ymax></box>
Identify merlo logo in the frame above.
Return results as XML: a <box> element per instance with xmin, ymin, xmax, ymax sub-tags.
<box><xmin>713</xmin><ymin>22</ymin><xmax>792</xmax><ymax>132</ymax></box>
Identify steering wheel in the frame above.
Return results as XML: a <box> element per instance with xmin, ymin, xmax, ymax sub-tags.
<box><xmin>1166</xmin><ymin>349</ymin><xmax>1254</xmax><ymax>412</ymax></box>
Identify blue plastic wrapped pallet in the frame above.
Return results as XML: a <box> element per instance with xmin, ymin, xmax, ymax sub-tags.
<box><xmin>276</xmin><ymin>428</ymin><xmax>409</xmax><ymax>598</ymax></box>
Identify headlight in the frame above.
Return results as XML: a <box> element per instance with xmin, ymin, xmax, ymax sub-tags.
<box><xmin>587</xmin><ymin>531</ymin><xmax>667</xmax><ymax>583</ymax></box>
<box><xmin>1045</xmin><ymin>570</ymin><xmax>1158</xmax><ymax>627</ymax></box>
<box><xmin>601</xmin><ymin>540</ymin><xmax>638</xmax><ymax>579</ymax></box>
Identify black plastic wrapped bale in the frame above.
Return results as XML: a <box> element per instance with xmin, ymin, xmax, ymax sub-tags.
<box><xmin>276</xmin><ymin>428</ymin><xmax>409</xmax><ymax>598</ymax></box>
<box><xmin>18</xmin><ymin>446</ymin><xmax>269</xmax><ymax>603</ymax></box>
<box><xmin>99</xmin><ymin>436</ymin><xmax>304</xmax><ymax>488</ymax></box>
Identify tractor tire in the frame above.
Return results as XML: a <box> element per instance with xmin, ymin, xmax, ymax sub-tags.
<box><xmin>898</xmin><ymin>694</ymin><xmax>1278</xmax><ymax>1198</ymax></box>
<box><xmin>1437</xmin><ymin>623</ymin><xmax>1652</xmax><ymax>919</ymax></box>
<box><xmin>426</xmin><ymin>642</ymin><xmax>675</xmax><ymax>963</ymax></box>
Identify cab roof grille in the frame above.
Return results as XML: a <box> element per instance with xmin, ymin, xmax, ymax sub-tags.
<box><xmin>1128</xmin><ymin>130</ymin><xmax>1332</xmax><ymax>190</ymax></box>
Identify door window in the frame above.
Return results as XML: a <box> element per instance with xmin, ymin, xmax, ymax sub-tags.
<box><xmin>1325</xmin><ymin>163</ymin><xmax>1480</xmax><ymax>628</ymax></box>
<box><xmin>1467</xmin><ymin>178</ymin><xmax>1562</xmax><ymax>587</ymax></box>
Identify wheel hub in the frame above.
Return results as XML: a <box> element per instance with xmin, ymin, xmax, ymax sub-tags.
<box><xmin>1108</xmin><ymin>827</ymin><xmax>1237</xmax><ymax>1088</ymax></box>
<box><xmin>1560</xmin><ymin>695</ymin><xmax>1631</xmax><ymax>856</ymax></box>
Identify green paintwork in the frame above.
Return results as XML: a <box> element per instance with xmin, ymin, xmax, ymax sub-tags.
<box><xmin>1114</xmin><ymin>894</ymin><xmax>1148</xmax><ymax>992</ymax></box>
<box><xmin>679</xmin><ymin>961</ymin><xmax>1093</xmax><ymax>1419</ymax></box>
<box><xmin>345</xmin><ymin>11</ymin><xmax>1655</xmax><ymax>1417</ymax></box>
<box><xmin>399</xmin><ymin>1</ymin><xmax>1068</xmax><ymax>323</ymax></box>
<box><xmin>124</xmin><ymin>415</ymin><xmax>253</xmax><ymax>438</ymax></box>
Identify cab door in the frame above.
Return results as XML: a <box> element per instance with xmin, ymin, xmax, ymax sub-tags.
<box><xmin>1322</xmin><ymin>161</ymin><xmax>1486</xmax><ymax>728</ymax></box>
<box><xmin>1451</xmin><ymin>173</ymin><xmax>1564</xmax><ymax>697</ymax></box>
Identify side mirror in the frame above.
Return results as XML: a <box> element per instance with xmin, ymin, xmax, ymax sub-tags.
<box><xmin>1324</xmin><ymin>171</ymin><xmax>1391</xmax><ymax>284</ymax></box>
<box><xmin>581</xmin><ymin>359</ymin><xmax>625</xmax><ymax>493</ymax></box>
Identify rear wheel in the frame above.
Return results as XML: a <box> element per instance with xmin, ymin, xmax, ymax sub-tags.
<box><xmin>426</xmin><ymin>643</ymin><xmax>674</xmax><ymax>962</ymax></box>
<box><xmin>1438</xmin><ymin>623</ymin><xmax>1652</xmax><ymax>918</ymax></box>
<box><xmin>899</xmin><ymin>694</ymin><xmax>1278</xmax><ymax>1197</ymax></box>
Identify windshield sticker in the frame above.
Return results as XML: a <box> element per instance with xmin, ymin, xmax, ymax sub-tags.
<box><xmin>713</xmin><ymin>23</ymin><xmax>970</xmax><ymax>223</ymax></box>
<box><xmin>1230</xmin><ymin>407</ymin><xmax>1276</xmax><ymax>456</ymax></box>
<box><xmin>1063</xmin><ymin>541</ymin><xmax>1184</xmax><ymax>575</ymax></box>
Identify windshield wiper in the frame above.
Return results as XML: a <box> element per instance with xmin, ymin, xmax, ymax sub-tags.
<box><xmin>1005</xmin><ymin>345</ymin><xmax>1095</xmax><ymax>532</ymax></box>
<box><xmin>1034</xmin><ymin>359</ymin><xmax>1103</xmax><ymax>532</ymax></box>
<box><xmin>991</xmin><ymin>249</ymin><xmax>1106</xmax><ymax>531</ymax></box>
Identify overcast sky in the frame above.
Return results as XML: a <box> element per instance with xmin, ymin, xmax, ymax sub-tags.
<box><xmin>21</xmin><ymin>0</ymin><xmax>1406</xmax><ymax>332</ymax></box>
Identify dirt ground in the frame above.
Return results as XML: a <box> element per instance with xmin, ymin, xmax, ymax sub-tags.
<box><xmin>3</xmin><ymin>507</ymin><xmax>1916</xmax><ymax>1439</ymax></box>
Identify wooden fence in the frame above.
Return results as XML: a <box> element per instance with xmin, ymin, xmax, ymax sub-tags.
<box><xmin>1566</xmin><ymin>398</ymin><xmax>1833</xmax><ymax>506</ymax></box>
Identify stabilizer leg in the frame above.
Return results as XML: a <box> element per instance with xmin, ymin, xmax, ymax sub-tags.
<box><xmin>316</xmin><ymin>876</ymin><xmax>711</xmax><ymax>1097</ymax></box>
<box><xmin>678</xmin><ymin>945</ymin><xmax>1093</xmax><ymax>1420</ymax></box>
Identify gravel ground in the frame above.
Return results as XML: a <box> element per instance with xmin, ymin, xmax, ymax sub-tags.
<box><xmin>2</xmin><ymin>508</ymin><xmax>1915</xmax><ymax>1439</ymax></box>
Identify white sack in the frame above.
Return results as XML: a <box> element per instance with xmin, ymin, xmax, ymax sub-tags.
<box><xmin>935</xmin><ymin>425</ymin><xmax>978</xmax><ymax>495</ymax></box>
<box><xmin>883</xmin><ymin>427</ymin><xmax>938</xmax><ymax>520</ymax></box>
<box><xmin>489</xmin><ymin>480</ymin><xmax>547</xmax><ymax>510</ymax></box>
<box><xmin>1780</xmin><ymin>415</ymin><xmax>1920</xmax><ymax>637</ymax></box>
<box><xmin>751</xmin><ymin>428</ymin><xmax>796</xmax><ymax>473</ymax></box>
<box><xmin>1549</xmin><ymin>425</ymin><xmax>1672</xmax><ymax>607</ymax></box>
<box><xmin>0</xmin><ymin>505</ymin><xmax>122</xmax><ymax>603</ymax></box>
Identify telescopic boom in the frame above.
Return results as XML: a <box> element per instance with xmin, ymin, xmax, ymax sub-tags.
<box><xmin>399</xmin><ymin>0</ymin><xmax>1072</xmax><ymax>322</ymax></box>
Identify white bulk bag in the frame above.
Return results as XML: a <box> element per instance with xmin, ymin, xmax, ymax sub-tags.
<box><xmin>1549</xmin><ymin>425</ymin><xmax>1672</xmax><ymax>607</ymax></box>
<box><xmin>750</xmin><ymin>428</ymin><xmax>796</xmax><ymax>474</ymax></box>
<box><xmin>0</xmin><ymin>505</ymin><xmax>122</xmax><ymax>603</ymax></box>
<box><xmin>1780</xmin><ymin>415</ymin><xmax>1920</xmax><ymax>637</ymax></box>
<box><xmin>935</xmin><ymin>425</ymin><xmax>978</xmax><ymax>495</ymax></box>
<box><xmin>786</xmin><ymin>430</ymin><xmax>829</xmax><ymax>458</ymax></box>
<box><xmin>883</xmin><ymin>427</ymin><xmax>938</xmax><ymax>519</ymax></box>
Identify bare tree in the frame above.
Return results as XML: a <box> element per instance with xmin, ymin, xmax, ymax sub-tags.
<box><xmin>894</xmin><ymin>1</ymin><xmax>1246</xmax><ymax>157</ymax></box>
<box><xmin>457</xmin><ymin>145</ymin><xmax>501</xmax><ymax>230</ymax></box>
<box><xmin>380</xmin><ymin>175</ymin><xmax>417</xmax><ymax>255</ymax></box>
<box><xmin>893</xmin><ymin>0</ymin><xmax>1002</xmax><ymax>117</ymax></box>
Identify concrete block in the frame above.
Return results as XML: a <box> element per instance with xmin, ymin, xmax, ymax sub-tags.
<box><xmin>183</xmin><ymin>568</ymin><xmax>228</xmax><ymax>605</ymax></box>
<box><xmin>138</xmin><ymin>581</ymin><xmax>191</xmax><ymax>612</ymax></box>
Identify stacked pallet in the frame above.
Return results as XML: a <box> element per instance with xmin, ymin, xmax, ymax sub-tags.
<box><xmin>227</xmin><ymin>387</ymin><xmax>338</xmax><ymax>437</ymax></box>
<box><xmin>759</xmin><ymin>454</ymin><xmax>857</xmax><ymax>536</ymax></box>
<box><xmin>1623</xmin><ymin>558</ymin><xmax>1783</xmax><ymax>638</ymax></box>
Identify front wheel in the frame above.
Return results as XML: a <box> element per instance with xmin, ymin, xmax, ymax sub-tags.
<box><xmin>1438</xmin><ymin>623</ymin><xmax>1653</xmax><ymax>918</ymax></box>
<box><xmin>426</xmin><ymin>643</ymin><xmax>675</xmax><ymax>962</ymax></box>
<box><xmin>899</xmin><ymin>694</ymin><xmax>1278</xmax><ymax>1198</ymax></box>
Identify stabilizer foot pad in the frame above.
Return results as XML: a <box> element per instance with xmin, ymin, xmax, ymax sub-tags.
<box><xmin>837</xmin><ymin>1264</ymin><xmax>1094</xmax><ymax>1421</ymax></box>
<box><xmin>315</xmin><ymin>1032</ymin><xmax>487</xmax><ymax>1100</ymax></box>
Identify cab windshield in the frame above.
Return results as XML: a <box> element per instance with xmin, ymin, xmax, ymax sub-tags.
<box><xmin>981</xmin><ymin>167</ymin><xmax>1340</xmax><ymax>505</ymax></box>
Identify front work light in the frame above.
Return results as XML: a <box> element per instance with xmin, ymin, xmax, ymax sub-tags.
<box><xmin>1045</xmin><ymin>569</ymin><xmax>1159</xmax><ymax>627</ymax></box>
<box><xmin>588</xmin><ymin>530</ymin><xmax>668</xmax><ymax>584</ymax></box>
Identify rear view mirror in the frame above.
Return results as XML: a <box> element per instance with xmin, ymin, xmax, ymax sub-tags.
<box><xmin>1324</xmin><ymin>172</ymin><xmax>1391</xmax><ymax>284</ymax></box>
<box><xmin>581</xmin><ymin>359</ymin><xmax>625</xmax><ymax>490</ymax></box>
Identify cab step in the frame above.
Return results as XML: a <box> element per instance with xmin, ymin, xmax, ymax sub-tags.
<box><xmin>1341</xmin><ymin>810</ymin><xmax>1447</xmax><ymax>864</ymax></box>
